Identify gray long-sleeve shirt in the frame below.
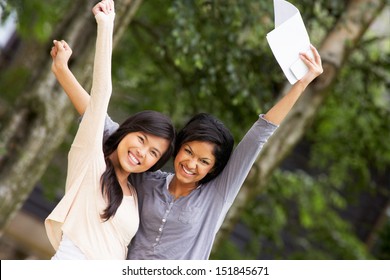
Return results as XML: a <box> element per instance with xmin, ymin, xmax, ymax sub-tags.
<box><xmin>105</xmin><ymin>114</ymin><xmax>278</xmax><ymax>259</ymax></box>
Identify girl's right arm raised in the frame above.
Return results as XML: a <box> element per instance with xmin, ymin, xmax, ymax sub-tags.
<box><xmin>49</xmin><ymin>0</ymin><xmax>116</xmax><ymax>116</ymax></box>
<box><xmin>50</xmin><ymin>39</ymin><xmax>119</xmax><ymax>138</ymax></box>
<box><xmin>50</xmin><ymin>39</ymin><xmax>90</xmax><ymax>116</ymax></box>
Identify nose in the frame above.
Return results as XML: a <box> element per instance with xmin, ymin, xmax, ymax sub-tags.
<box><xmin>186</xmin><ymin>158</ymin><xmax>197</xmax><ymax>169</ymax></box>
<box><xmin>136</xmin><ymin>147</ymin><xmax>146</xmax><ymax>158</ymax></box>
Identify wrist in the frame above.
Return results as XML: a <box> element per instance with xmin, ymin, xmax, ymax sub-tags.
<box><xmin>95</xmin><ymin>12</ymin><xmax>115</xmax><ymax>26</ymax></box>
<box><xmin>52</xmin><ymin>63</ymin><xmax>70</xmax><ymax>76</ymax></box>
<box><xmin>295</xmin><ymin>80</ymin><xmax>308</xmax><ymax>92</ymax></box>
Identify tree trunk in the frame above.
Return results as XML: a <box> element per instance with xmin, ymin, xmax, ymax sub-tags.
<box><xmin>0</xmin><ymin>0</ymin><xmax>143</xmax><ymax>235</ymax></box>
<box><xmin>214</xmin><ymin>0</ymin><xmax>387</xmax><ymax>250</ymax></box>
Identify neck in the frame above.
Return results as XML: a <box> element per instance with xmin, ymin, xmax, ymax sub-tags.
<box><xmin>169</xmin><ymin>176</ymin><xmax>197</xmax><ymax>199</ymax></box>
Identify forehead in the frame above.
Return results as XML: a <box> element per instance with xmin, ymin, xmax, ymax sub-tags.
<box><xmin>144</xmin><ymin>132</ymin><xmax>170</xmax><ymax>148</ymax></box>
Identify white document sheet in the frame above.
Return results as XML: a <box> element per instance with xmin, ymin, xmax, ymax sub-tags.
<box><xmin>266</xmin><ymin>0</ymin><xmax>312</xmax><ymax>84</ymax></box>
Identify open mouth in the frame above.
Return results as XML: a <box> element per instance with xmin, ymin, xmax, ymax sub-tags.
<box><xmin>181</xmin><ymin>164</ymin><xmax>195</xmax><ymax>175</ymax></box>
<box><xmin>128</xmin><ymin>152</ymin><xmax>140</xmax><ymax>165</ymax></box>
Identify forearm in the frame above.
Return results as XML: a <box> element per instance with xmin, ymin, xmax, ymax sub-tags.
<box><xmin>52</xmin><ymin>65</ymin><xmax>90</xmax><ymax>116</ymax></box>
<box><xmin>263</xmin><ymin>80</ymin><xmax>306</xmax><ymax>125</ymax></box>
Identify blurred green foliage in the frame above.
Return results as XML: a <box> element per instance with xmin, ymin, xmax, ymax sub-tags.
<box><xmin>111</xmin><ymin>0</ymin><xmax>281</xmax><ymax>136</ymax></box>
<box><xmin>1</xmin><ymin>0</ymin><xmax>389</xmax><ymax>259</ymax></box>
<box><xmin>1</xmin><ymin>0</ymin><xmax>69</xmax><ymax>42</ymax></box>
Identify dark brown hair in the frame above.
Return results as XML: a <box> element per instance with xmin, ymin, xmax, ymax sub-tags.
<box><xmin>100</xmin><ymin>110</ymin><xmax>175</xmax><ymax>221</ymax></box>
<box><xmin>174</xmin><ymin>113</ymin><xmax>234</xmax><ymax>185</ymax></box>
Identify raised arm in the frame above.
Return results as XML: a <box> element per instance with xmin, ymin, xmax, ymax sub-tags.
<box><xmin>264</xmin><ymin>45</ymin><xmax>323</xmax><ymax>125</ymax></box>
<box><xmin>50</xmin><ymin>40</ymin><xmax>90</xmax><ymax>116</ymax></box>
<box><xmin>50</xmin><ymin>1</ymin><xmax>115</xmax><ymax>116</ymax></box>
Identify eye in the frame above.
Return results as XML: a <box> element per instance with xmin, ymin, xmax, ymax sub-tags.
<box><xmin>138</xmin><ymin>136</ymin><xmax>145</xmax><ymax>144</ymax></box>
<box><xmin>150</xmin><ymin>150</ymin><xmax>159</xmax><ymax>158</ymax></box>
<box><xmin>184</xmin><ymin>148</ymin><xmax>192</xmax><ymax>155</ymax></box>
<box><xmin>200</xmin><ymin>159</ymin><xmax>210</xmax><ymax>165</ymax></box>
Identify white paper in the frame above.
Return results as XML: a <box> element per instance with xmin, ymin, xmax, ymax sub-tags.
<box><xmin>266</xmin><ymin>0</ymin><xmax>311</xmax><ymax>84</ymax></box>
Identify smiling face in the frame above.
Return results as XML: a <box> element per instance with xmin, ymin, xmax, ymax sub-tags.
<box><xmin>114</xmin><ymin>131</ymin><xmax>170</xmax><ymax>177</ymax></box>
<box><xmin>173</xmin><ymin>141</ymin><xmax>216</xmax><ymax>188</ymax></box>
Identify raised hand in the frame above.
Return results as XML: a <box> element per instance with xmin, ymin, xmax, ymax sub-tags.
<box><xmin>50</xmin><ymin>40</ymin><xmax>72</xmax><ymax>75</ymax></box>
<box><xmin>92</xmin><ymin>0</ymin><xmax>115</xmax><ymax>16</ymax></box>
<box><xmin>298</xmin><ymin>44</ymin><xmax>323</xmax><ymax>86</ymax></box>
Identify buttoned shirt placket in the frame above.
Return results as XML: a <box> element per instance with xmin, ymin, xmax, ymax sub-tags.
<box><xmin>153</xmin><ymin>200</ymin><xmax>174</xmax><ymax>247</ymax></box>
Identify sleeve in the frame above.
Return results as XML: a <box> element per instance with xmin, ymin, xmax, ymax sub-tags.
<box><xmin>65</xmin><ymin>12</ymin><xmax>115</xmax><ymax>191</ymax></box>
<box><xmin>72</xmin><ymin>12</ymin><xmax>115</xmax><ymax>149</ymax></box>
<box><xmin>210</xmin><ymin>114</ymin><xmax>278</xmax><ymax>203</ymax></box>
<box><xmin>103</xmin><ymin>115</ymin><xmax>120</xmax><ymax>142</ymax></box>
<box><xmin>77</xmin><ymin>114</ymin><xmax>119</xmax><ymax>142</ymax></box>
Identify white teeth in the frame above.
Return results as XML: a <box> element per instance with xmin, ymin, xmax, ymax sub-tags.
<box><xmin>129</xmin><ymin>152</ymin><xmax>140</xmax><ymax>165</ymax></box>
<box><xmin>182</xmin><ymin>165</ymin><xmax>195</xmax><ymax>175</ymax></box>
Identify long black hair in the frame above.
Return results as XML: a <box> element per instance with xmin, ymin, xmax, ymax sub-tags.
<box><xmin>100</xmin><ymin>110</ymin><xmax>175</xmax><ymax>221</ymax></box>
<box><xmin>174</xmin><ymin>113</ymin><xmax>234</xmax><ymax>185</ymax></box>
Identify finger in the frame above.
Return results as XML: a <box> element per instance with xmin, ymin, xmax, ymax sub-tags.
<box><xmin>299</xmin><ymin>52</ymin><xmax>314</xmax><ymax>66</ymax></box>
<box><xmin>310</xmin><ymin>44</ymin><xmax>322</xmax><ymax>65</ymax></box>
<box><xmin>51</xmin><ymin>40</ymin><xmax>57</xmax><ymax>54</ymax></box>
<box><xmin>50</xmin><ymin>47</ymin><xmax>56</xmax><ymax>58</ymax></box>
<box><xmin>93</xmin><ymin>2</ymin><xmax>107</xmax><ymax>15</ymax></box>
<box><xmin>60</xmin><ymin>40</ymin><xmax>68</xmax><ymax>50</ymax></box>
<box><xmin>105</xmin><ymin>0</ymin><xmax>114</xmax><ymax>13</ymax></box>
<box><xmin>108</xmin><ymin>0</ymin><xmax>115</xmax><ymax>11</ymax></box>
<box><xmin>55</xmin><ymin>40</ymin><xmax>64</xmax><ymax>51</ymax></box>
<box><xmin>104</xmin><ymin>0</ymin><xmax>115</xmax><ymax>13</ymax></box>
<box><xmin>100</xmin><ymin>0</ymin><xmax>109</xmax><ymax>14</ymax></box>
<box><xmin>62</xmin><ymin>41</ymin><xmax>70</xmax><ymax>51</ymax></box>
<box><xmin>62</xmin><ymin>40</ymin><xmax>73</xmax><ymax>54</ymax></box>
<box><xmin>310</xmin><ymin>44</ymin><xmax>318</xmax><ymax>55</ymax></box>
<box><xmin>52</xmin><ymin>40</ymin><xmax>58</xmax><ymax>50</ymax></box>
<box><xmin>101</xmin><ymin>4</ymin><xmax>108</xmax><ymax>14</ymax></box>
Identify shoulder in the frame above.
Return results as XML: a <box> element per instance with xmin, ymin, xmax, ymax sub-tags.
<box><xmin>129</xmin><ymin>170</ymin><xmax>171</xmax><ymax>186</ymax></box>
<box><xmin>144</xmin><ymin>170</ymin><xmax>171</xmax><ymax>181</ymax></box>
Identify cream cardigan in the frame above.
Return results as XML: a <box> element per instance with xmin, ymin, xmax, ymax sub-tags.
<box><xmin>45</xmin><ymin>12</ymin><xmax>139</xmax><ymax>259</ymax></box>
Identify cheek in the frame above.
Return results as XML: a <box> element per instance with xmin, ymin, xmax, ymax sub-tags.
<box><xmin>173</xmin><ymin>157</ymin><xmax>180</xmax><ymax>169</ymax></box>
<box><xmin>205</xmin><ymin>162</ymin><xmax>216</xmax><ymax>174</ymax></box>
<box><xmin>174</xmin><ymin>151</ymin><xmax>185</xmax><ymax>163</ymax></box>
<box><xmin>145</xmin><ymin>154</ymin><xmax>160</xmax><ymax>167</ymax></box>
<box><xmin>116</xmin><ymin>141</ymin><xmax>126</xmax><ymax>154</ymax></box>
<box><xmin>118</xmin><ymin>136</ymin><xmax>132</xmax><ymax>148</ymax></box>
<box><xmin>194</xmin><ymin>162</ymin><xmax>213</xmax><ymax>176</ymax></box>
<box><xmin>204</xmin><ymin>165</ymin><xmax>214</xmax><ymax>174</ymax></box>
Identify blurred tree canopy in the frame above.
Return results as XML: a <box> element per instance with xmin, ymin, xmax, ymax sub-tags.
<box><xmin>0</xmin><ymin>0</ymin><xmax>389</xmax><ymax>259</ymax></box>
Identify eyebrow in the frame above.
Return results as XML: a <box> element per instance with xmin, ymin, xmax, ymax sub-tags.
<box><xmin>143</xmin><ymin>133</ymin><xmax>162</xmax><ymax>157</ymax></box>
<box><xmin>185</xmin><ymin>144</ymin><xmax>212</xmax><ymax>162</ymax></box>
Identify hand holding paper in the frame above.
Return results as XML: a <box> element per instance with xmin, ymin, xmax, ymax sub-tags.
<box><xmin>266</xmin><ymin>0</ymin><xmax>313</xmax><ymax>84</ymax></box>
